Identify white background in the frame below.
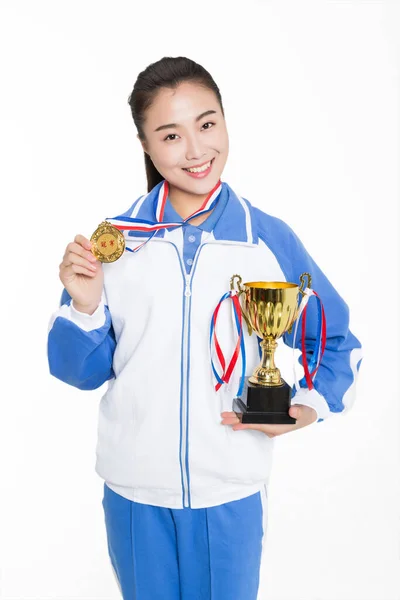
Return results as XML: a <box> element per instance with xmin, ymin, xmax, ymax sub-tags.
<box><xmin>0</xmin><ymin>1</ymin><xmax>399</xmax><ymax>599</ymax></box>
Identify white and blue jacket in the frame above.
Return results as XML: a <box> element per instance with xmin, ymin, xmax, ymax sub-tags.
<box><xmin>47</xmin><ymin>180</ymin><xmax>363</xmax><ymax>509</ymax></box>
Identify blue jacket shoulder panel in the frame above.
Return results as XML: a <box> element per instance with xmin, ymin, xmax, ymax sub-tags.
<box><xmin>47</xmin><ymin>288</ymin><xmax>116</xmax><ymax>391</ymax></box>
<box><xmin>252</xmin><ymin>206</ymin><xmax>363</xmax><ymax>417</ymax></box>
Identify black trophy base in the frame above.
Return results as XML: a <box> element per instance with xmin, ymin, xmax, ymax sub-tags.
<box><xmin>233</xmin><ymin>379</ymin><xmax>296</xmax><ymax>424</ymax></box>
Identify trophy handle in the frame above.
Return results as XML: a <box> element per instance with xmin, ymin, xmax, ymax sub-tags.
<box><xmin>230</xmin><ymin>274</ymin><xmax>245</xmax><ymax>294</ymax></box>
<box><xmin>230</xmin><ymin>274</ymin><xmax>253</xmax><ymax>337</ymax></box>
<box><xmin>299</xmin><ymin>272</ymin><xmax>312</xmax><ymax>296</ymax></box>
<box><xmin>287</xmin><ymin>272</ymin><xmax>312</xmax><ymax>335</ymax></box>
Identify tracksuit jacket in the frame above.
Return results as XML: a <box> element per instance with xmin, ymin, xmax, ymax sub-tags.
<box><xmin>47</xmin><ymin>179</ymin><xmax>363</xmax><ymax>509</ymax></box>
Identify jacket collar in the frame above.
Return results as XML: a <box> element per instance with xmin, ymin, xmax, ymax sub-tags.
<box><xmin>121</xmin><ymin>179</ymin><xmax>258</xmax><ymax>247</ymax></box>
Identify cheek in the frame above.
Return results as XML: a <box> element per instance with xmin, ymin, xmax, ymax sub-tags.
<box><xmin>212</xmin><ymin>128</ymin><xmax>229</xmax><ymax>152</ymax></box>
<box><xmin>153</xmin><ymin>146</ymin><xmax>182</xmax><ymax>168</ymax></box>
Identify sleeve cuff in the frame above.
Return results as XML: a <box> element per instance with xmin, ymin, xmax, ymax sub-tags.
<box><xmin>67</xmin><ymin>299</ymin><xmax>107</xmax><ymax>331</ymax></box>
<box><xmin>291</xmin><ymin>386</ymin><xmax>331</xmax><ymax>421</ymax></box>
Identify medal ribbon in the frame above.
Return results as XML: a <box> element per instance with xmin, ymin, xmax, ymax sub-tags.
<box><xmin>209</xmin><ymin>291</ymin><xmax>246</xmax><ymax>398</ymax></box>
<box><xmin>105</xmin><ymin>179</ymin><xmax>222</xmax><ymax>252</ymax></box>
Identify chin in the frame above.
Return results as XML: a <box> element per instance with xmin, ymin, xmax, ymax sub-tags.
<box><xmin>182</xmin><ymin>170</ymin><xmax>223</xmax><ymax>191</ymax></box>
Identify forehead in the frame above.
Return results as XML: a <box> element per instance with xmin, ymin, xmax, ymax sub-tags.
<box><xmin>145</xmin><ymin>82</ymin><xmax>220</xmax><ymax>127</ymax></box>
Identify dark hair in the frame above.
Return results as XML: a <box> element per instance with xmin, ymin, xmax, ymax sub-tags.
<box><xmin>127</xmin><ymin>56</ymin><xmax>225</xmax><ymax>193</ymax></box>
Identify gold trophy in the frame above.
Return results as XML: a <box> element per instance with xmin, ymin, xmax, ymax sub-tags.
<box><xmin>230</xmin><ymin>272</ymin><xmax>311</xmax><ymax>424</ymax></box>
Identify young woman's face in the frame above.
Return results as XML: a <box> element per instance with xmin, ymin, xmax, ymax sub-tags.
<box><xmin>139</xmin><ymin>82</ymin><xmax>229</xmax><ymax>194</ymax></box>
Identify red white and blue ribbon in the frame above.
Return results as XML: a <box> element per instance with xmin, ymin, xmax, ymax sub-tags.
<box><xmin>292</xmin><ymin>287</ymin><xmax>327</xmax><ymax>392</ymax></box>
<box><xmin>105</xmin><ymin>179</ymin><xmax>222</xmax><ymax>253</ymax></box>
<box><xmin>209</xmin><ymin>290</ymin><xmax>246</xmax><ymax>397</ymax></box>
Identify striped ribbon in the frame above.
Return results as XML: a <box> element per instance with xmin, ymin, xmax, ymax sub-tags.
<box><xmin>292</xmin><ymin>287</ymin><xmax>327</xmax><ymax>392</ymax></box>
<box><xmin>105</xmin><ymin>179</ymin><xmax>222</xmax><ymax>253</ymax></box>
<box><xmin>209</xmin><ymin>291</ymin><xmax>246</xmax><ymax>398</ymax></box>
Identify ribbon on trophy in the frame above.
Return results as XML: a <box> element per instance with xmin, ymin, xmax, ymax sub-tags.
<box><xmin>291</xmin><ymin>287</ymin><xmax>327</xmax><ymax>391</ymax></box>
<box><xmin>209</xmin><ymin>289</ymin><xmax>247</xmax><ymax>398</ymax></box>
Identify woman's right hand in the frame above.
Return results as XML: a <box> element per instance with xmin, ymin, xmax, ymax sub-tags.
<box><xmin>59</xmin><ymin>234</ymin><xmax>104</xmax><ymax>314</ymax></box>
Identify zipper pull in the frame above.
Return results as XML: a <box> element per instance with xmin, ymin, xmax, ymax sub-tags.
<box><xmin>185</xmin><ymin>275</ymin><xmax>191</xmax><ymax>297</ymax></box>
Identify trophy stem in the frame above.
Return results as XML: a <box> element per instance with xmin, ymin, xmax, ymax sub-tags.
<box><xmin>248</xmin><ymin>338</ymin><xmax>283</xmax><ymax>386</ymax></box>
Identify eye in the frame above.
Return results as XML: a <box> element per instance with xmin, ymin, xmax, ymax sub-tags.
<box><xmin>163</xmin><ymin>122</ymin><xmax>216</xmax><ymax>142</ymax></box>
<box><xmin>164</xmin><ymin>133</ymin><xmax>179</xmax><ymax>141</ymax></box>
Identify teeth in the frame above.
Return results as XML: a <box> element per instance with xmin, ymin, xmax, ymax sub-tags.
<box><xmin>185</xmin><ymin>160</ymin><xmax>212</xmax><ymax>173</ymax></box>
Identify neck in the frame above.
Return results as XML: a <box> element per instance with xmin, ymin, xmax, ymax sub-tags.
<box><xmin>167</xmin><ymin>184</ymin><xmax>206</xmax><ymax>219</ymax></box>
<box><xmin>167</xmin><ymin>182</ymin><xmax>215</xmax><ymax>226</ymax></box>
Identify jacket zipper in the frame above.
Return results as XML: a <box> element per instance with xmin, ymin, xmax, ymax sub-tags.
<box><xmin>179</xmin><ymin>244</ymin><xmax>205</xmax><ymax>507</ymax></box>
<box><xmin>181</xmin><ymin>273</ymin><xmax>191</xmax><ymax>507</ymax></box>
<box><xmin>147</xmin><ymin>238</ymin><xmax>205</xmax><ymax>508</ymax></box>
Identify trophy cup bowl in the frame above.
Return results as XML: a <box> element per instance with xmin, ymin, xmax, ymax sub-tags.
<box><xmin>230</xmin><ymin>273</ymin><xmax>311</xmax><ymax>424</ymax></box>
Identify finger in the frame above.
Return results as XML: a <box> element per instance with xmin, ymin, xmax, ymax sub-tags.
<box><xmin>289</xmin><ymin>406</ymin><xmax>302</xmax><ymax>419</ymax></box>
<box><xmin>290</xmin><ymin>405</ymin><xmax>317</xmax><ymax>424</ymax></box>
<box><xmin>62</xmin><ymin>263</ymin><xmax>99</xmax><ymax>278</ymax></box>
<box><xmin>61</xmin><ymin>253</ymin><xmax>99</xmax><ymax>274</ymax></box>
<box><xmin>221</xmin><ymin>415</ymin><xmax>240</xmax><ymax>425</ymax></box>
<box><xmin>230</xmin><ymin>423</ymin><xmax>277</xmax><ymax>439</ymax></box>
<box><xmin>63</xmin><ymin>242</ymin><xmax>97</xmax><ymax>265</ymax></box>
<box><xmin>75</xmin><ymin>234</ymin><xmax>93</xmax><ymax>251</ymax></box>
<box><xmin>220</xmin><ymin>411</ymin><xmax>240</xmax><ymax>423</ymax></box>
<box><xmin>232</xmin><ymin>423</ymin><xmax>297</xmax><ymax>435</ymax></box>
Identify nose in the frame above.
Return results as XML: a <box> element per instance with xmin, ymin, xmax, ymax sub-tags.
<box><xmin>185</xmin><ymin>132</ymin><xmax>207</xmax><ymax>161</ymax></box>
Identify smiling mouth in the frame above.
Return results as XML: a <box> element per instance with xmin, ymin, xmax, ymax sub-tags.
<box><xmin>182</xmin><ymin>158</ymin><xmax>215</xmax><ymax>173</ymax></box>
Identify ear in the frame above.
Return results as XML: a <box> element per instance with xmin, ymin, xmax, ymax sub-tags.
<box><xmin>137</xmin><ymin>134</ymin><xmax>149</xmax><ymax>155</ymax></box>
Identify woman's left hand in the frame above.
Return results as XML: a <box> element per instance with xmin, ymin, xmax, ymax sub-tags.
<box><xmin>220</xmin><ymin>404</ymin><xmax>318</xmax><ymax>438</ymax></box>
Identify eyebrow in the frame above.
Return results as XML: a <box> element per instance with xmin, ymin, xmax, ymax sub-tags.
<box><xmin>153</xmin><ymin>110</ymin><xmax>217</xmax><ymax>132</ymax></box>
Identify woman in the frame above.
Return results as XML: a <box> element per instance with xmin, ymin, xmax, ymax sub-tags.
<box><xmin>47</xmin><ymin>56</ymin><xmax>362</xmax><ymax>600</ymax></box>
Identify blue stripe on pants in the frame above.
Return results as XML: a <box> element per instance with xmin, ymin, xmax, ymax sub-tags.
<box><xmin>102</xmin><ymin>482</ymin><xmax>267</xmax><ymax>600</ymax></box>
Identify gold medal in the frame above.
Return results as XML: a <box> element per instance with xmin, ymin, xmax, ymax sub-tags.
<box><xmin>90</xmin><ymin>221</ymin><xmax>125</xmax><ymax>263</ymax></box>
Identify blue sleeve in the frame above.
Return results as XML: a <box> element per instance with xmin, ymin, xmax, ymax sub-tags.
<box><xmin>254</xmin><ymin>208</ymin><xmax>363</xmax><ymax>422</ymax></box>
<box><xmin>47</xmin><ymin>288</ymin><xmax>117</xmax><ymax>391</ymax></box>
